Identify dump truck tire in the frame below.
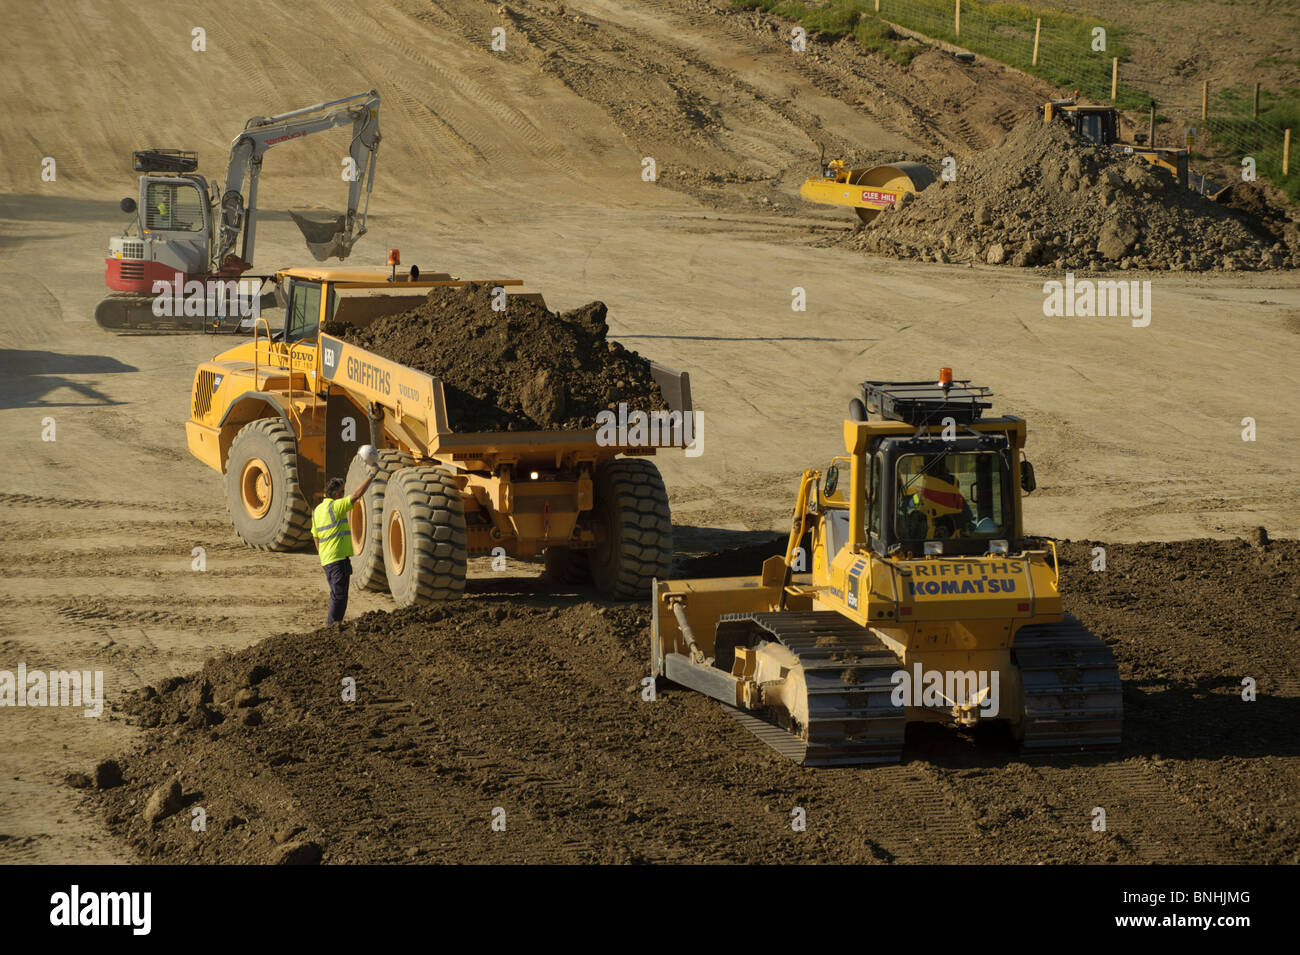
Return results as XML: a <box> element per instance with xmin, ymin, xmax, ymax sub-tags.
<box><xmin>588</xmin><ymin>458</ymin><xmax>673</xmax><ymax>600</ymax></box>
<box><xmin>224</xmin><ymin>417</ymin><xmax>312</xmax><ymax>551</ymax></box>
<box><xmin>543</xmin><ymin>546</ymin><xmax>591</xmax><ymax>585</ymax></box>
<box><xmin>347</xmin><ymin>449</ymin><xmax>414</xmax><ymax>593</ymax></box>
<box><xmin>382</xmin><ymin>466</ymin><xmax>467</xmax><ymax>606</ymax></box>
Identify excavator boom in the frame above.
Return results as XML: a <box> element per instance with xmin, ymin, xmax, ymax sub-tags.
<box><xmin>218</xmin><ymin>90</ymin><xmax>381</xmax><ymax>269</ymax></box>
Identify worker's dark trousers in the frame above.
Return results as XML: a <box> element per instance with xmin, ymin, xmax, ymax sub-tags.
<box><xmin>324</xmin><ymin>559</ymin><xmax>351</xmax><ymax>625</ymax></box>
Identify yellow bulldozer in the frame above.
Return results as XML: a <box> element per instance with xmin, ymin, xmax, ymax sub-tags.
<box><xmin>650</xmin><ymin>372</ymin><xmax>1121</xmax><ymax>766</ymax></box>
<box><xmin>186</xmin><ymin>256</ymin><xmax>692</xmax><ymax>603</ymax></box>
<box><xmin>1042</xmin><ymin>99</ymin><xmax>1190</xmax><ymax>188</ymax></box>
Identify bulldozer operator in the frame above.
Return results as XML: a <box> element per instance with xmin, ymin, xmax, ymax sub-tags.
<box><xmin>896</xmin><ymin>452</ymin><xmax>1000</xmax><ymax>540</ymax></box>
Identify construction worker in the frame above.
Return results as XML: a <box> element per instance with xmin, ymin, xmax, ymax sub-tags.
<box><xmin>312</xmin><ymin>466</ymin><xmax>377</xmax><ymax>626</ymax></box>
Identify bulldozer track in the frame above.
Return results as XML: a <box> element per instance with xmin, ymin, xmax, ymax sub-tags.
<box><xmin>1014</xmin><ymin>617</ymin><xmax>1123</xmax><ymax>754</ymax></box>
<box><xmin>716</xmin><ymin>610</ymin><xmax>905</xmax><ymax>767</ymax></box>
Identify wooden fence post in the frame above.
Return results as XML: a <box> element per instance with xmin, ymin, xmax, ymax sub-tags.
<box><xmin>955</xmin><ymin>0</ymin><xmax>960</xmax><ymax>36</ymax></box>
<box><xmin>1202</xmin><ymin>81</ymin><xmax>1208</xmax><ymax>121</ymax></box>
<box><xmin>1032</xmin><ymin>18</ymin><xmax>1040</xmax><ymax>66</ymax></box>
<box><xmin>1111</xmin><ymin>58</ymin><xmax>1118</xmax><ymax>101</ymax></box>
<box><xmin>1284</xmin><ymin>129</ymin><xmax>1291</xmax><ymax>176</ymax></box>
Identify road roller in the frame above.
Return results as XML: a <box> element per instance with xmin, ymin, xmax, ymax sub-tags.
<box><xmin>799</xmin><ymin>159</ymin><xmax>936</xmax><ymax>222</ymax></box>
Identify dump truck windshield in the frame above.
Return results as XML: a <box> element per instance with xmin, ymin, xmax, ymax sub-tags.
<box><xmin>895</xmin><ymin>451</ymin><xmax>1006</xmax><ymax>541</ymax></box>
<box><xmin>285</xmin><ymin>281</ymin><xmax>323</xmax><ymax>343</ymax></box>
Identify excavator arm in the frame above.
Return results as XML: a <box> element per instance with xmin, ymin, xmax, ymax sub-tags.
<box><xmin>214</xmin><ymin>90</ymin><xmax>381</xmax><ymax>270</ymax></box>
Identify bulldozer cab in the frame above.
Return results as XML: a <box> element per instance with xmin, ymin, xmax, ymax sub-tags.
<box><xmin>845</xmin><ymin>377</ymin><xmax>1028</xmax><ymax>559</ymax></box>
<box><xmin>1068</xmin><ymin>107</ymin><xmax>1118</xmax><ymax>147</ymax></box>
<box><xmin>875</xmin><ymin>437</ymin><xmax>1012</xmax><ymax>553</ymax></box>
<box><xmin>1042</xmin><ymin>101</ymin><xmax>1118</xmax><ymax>147</ymax></box>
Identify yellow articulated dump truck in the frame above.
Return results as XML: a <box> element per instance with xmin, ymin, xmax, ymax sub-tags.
<box><xmin>651</xmin><ymin>372</ymin><xmax>1121</xmax><ymax>766</ymax></box>
<box><xmin>186</xmin><ymin>262</ymin><xmax>692</xmax><ymax>603</ymax></box>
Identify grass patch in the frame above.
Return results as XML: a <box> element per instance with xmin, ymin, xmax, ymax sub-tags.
<box><xmin>854</xmin><ymin>16</ymin><xmax>922</xmax><ymax>65</ymax></box>
<box><xmin>733</xmin><ymin>0</ymin><xmax>1145</xmax><ymax>107</ymax></box>
<box><xmin>733</xmin><ymin>1</ymin><xmax>918</xmax><ymax>59</ymax></box>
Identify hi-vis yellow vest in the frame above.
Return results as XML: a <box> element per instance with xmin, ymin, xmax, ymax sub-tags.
<box><xmin>312</xmin><ymin>497</ymin><xmax>354</xmax><ymax>566</ymax></box>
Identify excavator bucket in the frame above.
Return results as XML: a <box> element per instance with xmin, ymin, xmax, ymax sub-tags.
<box><xmin>289</xmin><ymin>208</ymin><xmax>354</xmax><ymax>261</ymax></box>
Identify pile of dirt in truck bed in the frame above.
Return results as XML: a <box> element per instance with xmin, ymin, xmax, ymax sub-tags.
<box><xmin>848</xmin><ymin>120</ymin><xmax>1298</xmax><ymax>271</ymax></box>
<box><xmin>86</xmin><ymin>536</ymin><xmax>1298</xmax><ymax>864</ymax></box>
<box><xmin>329</xmin><ymin>283</ymin><xmax>669</xmax><ymax>432</ymax></box>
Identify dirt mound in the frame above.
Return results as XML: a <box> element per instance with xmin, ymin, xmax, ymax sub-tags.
<box><xmin>1216</xmin><ymin>181</ymin><xmax>1299</xmax><ymax>248</ymax></box>
<box><xmin>848</xmin><ymin>120</ymin><xmax>1298</xmax><ymax>271</ymax></box>
<box><xmin>330</xmin><ymin>284</ymin><xmax>668</xmax><ymax>432</ymax></box>
<box><xmin>89</xmin><ymin>538</ymin><xmax>1299</xmax><ymax>864</ymax></box>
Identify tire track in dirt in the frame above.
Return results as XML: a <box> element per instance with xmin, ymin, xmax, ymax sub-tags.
<box><xmin>0</xmin><ymin>493</ymin><xmax>192</xmax><ymax>512</ymax></box>
<box><xmin>325</xmin><ymin>0</ymin><xmax>583</xmax><ymax>183</ymax></box>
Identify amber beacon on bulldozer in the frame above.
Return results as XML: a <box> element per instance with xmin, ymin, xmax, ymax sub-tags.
<box><xmin>651</xmin><ymin>372</ymin><xmax>1122</xmax><ymax>766</ymax></box>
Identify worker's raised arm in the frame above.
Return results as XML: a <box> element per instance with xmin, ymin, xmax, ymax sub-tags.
<box><xmin>349</xmin><ymin>445</ymin><xmax>380</xmax><ymax>504</ymax></box>
<box><xmin>349</xmin><ymin>469</ymin><xmax>376</xmax><ymax>504</ymax></box>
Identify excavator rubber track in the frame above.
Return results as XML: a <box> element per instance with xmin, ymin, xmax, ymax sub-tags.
<box><xmin>94</xmin><ymin>293</ymin><xmax>256</xmax><ymax>333</ymax></box>
<box><xmin>96</xmin><ymin>293</ymin><xmax>218</xmax><ymax>332</ymax></box>
<box><xmin>715</xmin><ymin>610</ymin><xmax>905</xmax><ymax>767</ymax></box>
<box><xmin>1013</xmin><ymin>616</ymin><xmax>1123</xmax><ymax>754</ymax></box>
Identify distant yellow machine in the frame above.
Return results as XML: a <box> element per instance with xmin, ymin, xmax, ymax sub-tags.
<box><xmin>1041</xmin><ymin>99</ymin><xmax>1190</xmax><ymax>188</ymax></box>
<box><xmin>799</xmin><ymin>159</ymin><xmax>937</xmax><ymax>222</ymax></box>
<box><xmin>651</xmin><ymin>371</ymin><xmax>1121</xmax><ymax>766</ymax></box>
<box><xmin>186</xmin><ymin>257</ymin><xmax>691</xmax><ymax>603</ymax></box>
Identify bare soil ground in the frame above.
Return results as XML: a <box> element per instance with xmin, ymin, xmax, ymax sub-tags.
<box><xmin>89</xmin><ymin>538</ymin><xmax>1299</xmax><ymax>865</ymax></box>
<box><xmin>0</xmin><ymin>0</ymin><xmax>1297</xmax><ymax>864</ymax></box>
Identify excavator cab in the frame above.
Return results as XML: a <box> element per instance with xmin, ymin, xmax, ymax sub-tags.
<box><xmin>138</xmin><ymin>174</ymin><xmax>212</xmax><ymax>272</ymax></box>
